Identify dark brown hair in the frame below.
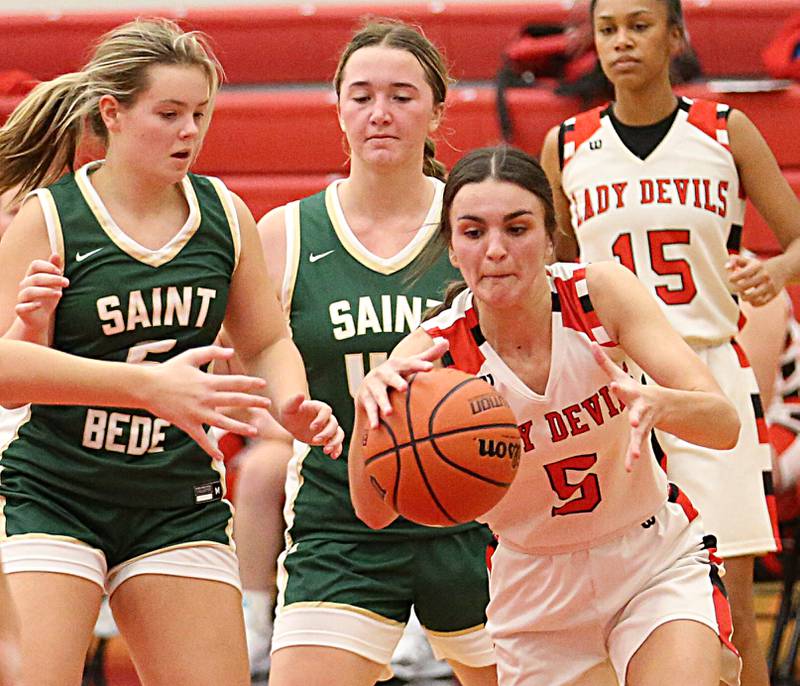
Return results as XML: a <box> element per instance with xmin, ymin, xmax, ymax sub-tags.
<box><xmin>422</xmin><ymin>146</ymin><xmax>556</xmax><ymax>316</ymax></box>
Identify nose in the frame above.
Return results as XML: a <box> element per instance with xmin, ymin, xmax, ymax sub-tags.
<box><xmin>613</xmin><ymin>27</ymin><xmax>634</xmax><ymax>50</ymax></box>
<box><xmin>485</xmin><ymin>231</ymin><xmax>508</xmax><ymax>260</ymax></box>
<box><xmin>180</xmin><ymin>115</ymin><xmax>200</xmax><ymax>139</ymax></box>
<box><xmin>368</xmin><ymin>95</ymin><xmax>392</xmax><ymax>126</ymax></box>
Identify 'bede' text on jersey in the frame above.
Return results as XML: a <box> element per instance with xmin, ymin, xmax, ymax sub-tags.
<box><xmin>571</xmin><ymin>178</ymin><xmax>729</xmax><ymax>227</ymax></box>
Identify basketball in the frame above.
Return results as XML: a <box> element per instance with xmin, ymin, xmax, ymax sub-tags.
<box><xmin>361</xmin><ymin>367</ymin><xmax>521</xmax><ymax>526</ymax></box>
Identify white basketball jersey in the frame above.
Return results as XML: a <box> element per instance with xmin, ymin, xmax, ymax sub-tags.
<box><xmin>422</xmin><ymin>263</ymin><xmax>668</xmax><ymax>554</ymax></box>
<box><xmin>560</xmin><ymin>97</ymin><xmax>746</xmax><ymax>347</ymax></box>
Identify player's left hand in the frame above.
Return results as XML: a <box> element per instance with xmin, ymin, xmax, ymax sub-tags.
<box><xmin>726</xmin><ymin>253</ymin><xmax>784</xmax><ymax>306</ymax></box>
<box><xmin>591</xmin><ymin>343</ymin><xmax>659</xmax><ymax>472</ymax></box>
<box><xmin>279</xmin><ymin>395</ymin><xmax>344</xmax><ymax>458</ymax></box>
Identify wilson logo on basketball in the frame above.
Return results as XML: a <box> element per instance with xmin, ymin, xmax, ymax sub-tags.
<box><xmin>478</xmin><ymin>438</ymin><xmax>521</xmax><ymax>468</ymax></box>
<box><xmin>470</xmin><ymin>393</ymin><xmax>509</xmax><ymax>415</ymax></box>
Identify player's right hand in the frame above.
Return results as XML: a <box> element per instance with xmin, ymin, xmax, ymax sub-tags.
<box><xmin>144</xmin><ymin>346</ymin><xmax>271</xmax><ymax>460</ymax></box>
<box><xmin>356</xmin><ymin>338</ymin><xmax>448</xmax><ymax>430</ymax></box>
<box><xmin>14</xmin><ymin>254</ymin><xmax>68</xmax><ymax>336</ymax></box>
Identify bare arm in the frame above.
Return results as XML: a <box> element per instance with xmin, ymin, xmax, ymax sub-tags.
<box><xmin>256</xmin><ymin>204</ymin><xmax>288</xmax><ymax>301</ymax></box>
<box><xmin>738</xmin><ymin>295</ymin><xmax>788</xmax><ymax>408</ymax></box>
<box><xmin>727</xmin><ymin>110</ymin><xmax>800</xmax><ymax>305</ymax></box>
<box><xmin>349</xmin><ymin>330</ymin><xmax>447</xmax><ymax>529</ymax></box>
<box><xmin>0</xmin><ymin>197</ymin><xmax>61</xmax><ymax>344</ymax></box>
<box><xmin>224</xmin><ymin>195</ymin><xmax>342</xmax><ymax>455</ymax></box>
<box><xmin>0</xmin><ymin>341</ymin><xmax>271</xmax><ymax>459</ymax></box>
<box><xmin>541</xmin><ymin>125</ymin><xmax>579</xmax><ymax>262</ymax></box>
<box><xmin>588</xmin><ymin>261</ymin><xmax>740</xmax><ymax>452</ymax></box>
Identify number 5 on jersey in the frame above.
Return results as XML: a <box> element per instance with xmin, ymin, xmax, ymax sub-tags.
<box><xmin>82</xmin><ymin>339</ymin><xmax>178</xmax><ymax>454</ymax></box>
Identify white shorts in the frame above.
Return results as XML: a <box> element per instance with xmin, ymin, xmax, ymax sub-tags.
<box><xmin>0</xmin><ymin>537</ymin><xmax>241</xmax><ymax>595</ymax></box>
<box><xmin>486</xmin><ymin>493</ymin><xmax>740</xmax><ymax>686</ymax></box>
<box><xmin>653</xmin><ymin>340</ymin><xmax>778</xmax><ymax>557</ymax></box>
<box><xmin>272</xmin><ymin>604</ymin><xmax>494</xmax><ymax>681</ymax></box>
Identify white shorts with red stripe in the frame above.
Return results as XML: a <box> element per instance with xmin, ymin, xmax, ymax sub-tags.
<box><xmin>652</xmin><ymin>339</ymin><xmax>779</xmax><ymax>558</ymax></box>
<box><xmin>486</xmin><ymin>487</ymin><xmax>740</xmax><ymax>686</ymax></box>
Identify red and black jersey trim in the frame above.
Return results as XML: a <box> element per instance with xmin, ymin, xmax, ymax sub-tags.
<box><xmin>763</xmin><ymin>470</ymin><xmax>782</xmax><ymax>552</ymax></box>
<box><xmin>551</xmin><ymin>266</ymin><xmax>614</xmax><ymax>346</ymax></box>
<box><xmin>726</xmin><ymin>224</ymin><xmax>743</xmax><ymax>255</ymax></box>
<box><xmin>668</xmin><ymin>482</ymin><xmax>699</xmax><ymax>522</ymax></box>
<box><xmin>560</xmin><ymin>104</ymin><xmax>607</xmax><ymax>170</ymax></box>
<box><xmin>651</xmin><ymin>431</ymin><xmax>667</xmax><ymax>472</ymax></box>
<box><xmin>685</xmin><ymin>97</ymin><xmax>732</xmax><ymax>153</ymax></box>
<box><xmin>751</xmin><ymin>392</ymin><xmax>770</xmax><ymax>444</ymax></box>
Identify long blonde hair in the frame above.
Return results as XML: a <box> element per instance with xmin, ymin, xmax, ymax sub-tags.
<box><xmin>0</xmin><ymin>18</ymin><xmax>223</xmax><ymax>199</ymax></box>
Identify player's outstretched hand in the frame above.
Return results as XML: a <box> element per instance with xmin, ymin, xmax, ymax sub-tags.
<box><xmin>144</xmin><ymin>346</ymin><xmax>271</xmax><ymax>460</ymax></box>
<box><xmin>591</xmin><ymin>343</ymin><xmax>659</xmax><ymax>472</ymax></box>
<box><xmin>726</xmin><ymin>253</ymin><xmax>783</xmax><ymax>307</ymax></box>
<box><xmin>279</xmin><ymin>395</ymin><xmax>344</xmax><ymax>459</ymax></box>
<box><xmin>356</xmin><ymin>338</ymin><xmax>448</xmax><ymax>430</ymax></box>
<box><xmin>15</xmin><ymin>254</ymin><xmax>68</xmax><ymax>337</ymax></box>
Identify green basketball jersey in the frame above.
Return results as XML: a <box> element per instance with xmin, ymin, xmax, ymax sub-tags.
<box><xmin>0</xmin><ymin>161</ymin><xmax>240</xmax><ymax>508</ymax></box>
<box><xmin>283</xmin><ymin>179</ymin><xmax>479</xmax><ymax>539</ymax></box>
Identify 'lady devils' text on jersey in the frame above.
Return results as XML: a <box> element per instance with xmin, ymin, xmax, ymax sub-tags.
<box><xmin>0</xmin><ymin>161</ymin><xmax>239</xmax><ymax>508</ymax></box>
<box><xmin>559</xmin><ymin>97</ymin><xmax>745</xmax><ymax>347</ymax></box>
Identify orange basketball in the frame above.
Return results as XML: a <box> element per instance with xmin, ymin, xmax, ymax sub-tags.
<box><xmin>361</xmin><ymin>367</ymin><xmax>521</xmax><ymax>526</ymax></box>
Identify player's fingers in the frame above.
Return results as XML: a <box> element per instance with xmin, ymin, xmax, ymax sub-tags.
<box><xmin>280</xmin><ymin>394</ymin><xmax>306</xmax><ymax>417</ymax></box>
<box><xmin>18</xmin><ymin>286</ymin><xmax>63</xmax><ymax>303</ymax></box>
<box><xmin>591</xmin><ymin>342</ymin><xmax>623</xmax><ymax>381</ymax></box>
<box><xmin>323</xmin><ymin>427</ymin><xmax>345</xmax><ymax>459</ymax></box>
<box><xmin>419</xmin><ymin>338</ymin><xmax>449</xmax><ymax>363</ymax></box>
<box><xmin>205</xmin><ymin>413</ymin><xmax>259</xmax><ymax>438</ymax></box>
<box><xmin>20</xmin><ymin>272</ymin><xmax>69</xmax><ymax>288</ymax></box>
<box><xmin>363</xmin><ymin>395</ymin><xmax>381</xmax><ymax>430</ymax></box>
<box><xmin>24</xmin><ymin>258</ymin><xmax>64</xmax><ymax>277</ymax></box>
<box><xmin>725</xmin><ymin>254</ymin><xmax>749</xmax><ymax>271</ymax></box>
<box><xmin>181</xmin><ymin>345</ymin><xmax>235</xmax><ymax>368</ymax></box>
<box><xmin>211</xmin><ymin>374</ymin><xmax>268</xmax><ymax>395</ymax></box>
<box><xmin>378</xmin><ymin>367</ymin><xmax>409</xmax><ymax>392</ymax></box>
<box><xmin>626</xmin><ymin>427</ymin><xmax>644</xmax><ymax>471</ymax></box>
<box><xmin>308</xmin><ymin>403</ymin><xmax>333</xmax><ymax>434</ymax></box>
<box><xmin>15</xmin><ymin>301</ymin><xmax>42</xmax><ymax>314</ymax></box>
<box><xmin>208</xmin><ymin>392</ymin><xmax>271</xmax><ymax>409</ymax></box>
<box><xmin>313</xmin><ymin>416</ymin><xmax>341</xmax><ymax>446</ymax></box>
<box><xmin>48</xmin><ymin>253</ymin><xmax>64</xmax><ymax>271</ymax></box>
<box><xmin>187</xmin><ymin>426</ymin><xmax>224</xmax><ymax>461</ymax></box>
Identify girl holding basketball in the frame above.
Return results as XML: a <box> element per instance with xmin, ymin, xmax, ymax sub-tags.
<box><xmin>0</xmin><ymin>18</ymin><xmax>342</xmax><ymax>686</ymax></box>
<box><xmin>353</xmin><ymin>146</ymin><xmax>741</xmax><ymax>686</ymax></box>
<box><xmin>251</xmin><ymin>19</ymin><xmax>498</xmax><ymax>686</ymax></box>
<box><xmin>540</xmin><ymin>1</ymin><xmax>800</xmax><ymax>682</ymax></box>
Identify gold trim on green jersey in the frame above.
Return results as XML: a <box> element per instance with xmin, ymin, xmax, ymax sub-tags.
<box><xmin>30</xmin><ymin>189</ymin><xmax>64</xmax><ymax>261</ymax></box>
<box><xmin>207</xmin><ymin>176</ymin><xmax>241</xmax><ymax>271</ymax></box>
<box><xmin>75</xmin><ymin>161</ymin><xmax>201</xmax><ymax>268</ymax></box>
<box><xmin>275</xmin><ymin>441</ymin><xmax>311</xmax><ymax>609</ymax></box>
<box><xmin>426</xmin><ymin>623</ymin><xmax>487</xmax><ymax>637</ymax></box>
<box><xmin>278</xmin><ymin>600</ymin><xmax>405</xmax><ymax>627</ymax></box>
<box><xmin>324</xmin><ymin>178</ymin><xmax>443</xmax><ymax>275</ymax></box>
<box><xmin>107</xmin><ymin>540</ymin><xmax>235</xmax><ymax>572</ymax></box>
<box><xmin>0</xmin><ymin>532</ymin><xmax>92</xmax><ymax>546</ymax></box>
<box><xmin>281</xmin><ymin>201</ymin><xmax>302</xmax><ymax>321</ymax></box>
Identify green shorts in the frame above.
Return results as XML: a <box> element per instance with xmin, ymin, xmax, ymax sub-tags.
<box><xmin>0</xmin><ymin>470</ymin><xmax>234</xmax><ymax>569</ymax></box>
<box><xmin>278</xmin><ymin>524</ymin><xmax>493</xmax><ymax>631</ymax></box>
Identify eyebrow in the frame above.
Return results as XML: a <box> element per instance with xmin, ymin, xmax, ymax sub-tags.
<box><xmin>156</xmin><ymin>98</ymin><xmax>210</xmax><ymax>107</ymax></box>
<box><xmin>346</xmin><ymin>81</ymin><xmax>420</xmax><ymax>91</ymax></box>
<box><xmin>457</xmin><ymin>209</ymin><xmax>534</xmax><ymax>222</ymax></box>
<box><xmin>596</xmin><ymin>9</ymin><xmax>654</xmax><ymax>20</ymax></box>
